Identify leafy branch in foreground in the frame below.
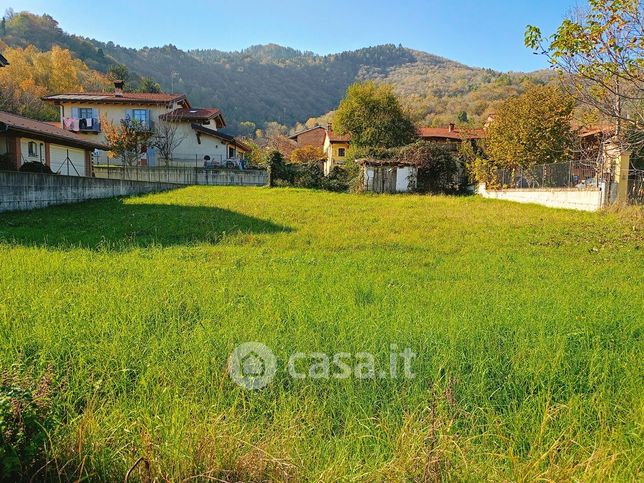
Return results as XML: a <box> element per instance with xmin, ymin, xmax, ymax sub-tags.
<box><xmin>525</xmin><ymin>0</ymin><xmax>643</xmax><ymax>147</ymax></box>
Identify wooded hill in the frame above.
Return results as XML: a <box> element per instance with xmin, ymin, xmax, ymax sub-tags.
<box><xmin>1</xmin><ymin>11</ymin><xmax>551</xmax><ymax>133</ymax></box>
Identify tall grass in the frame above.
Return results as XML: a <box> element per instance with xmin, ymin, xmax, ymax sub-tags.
<box><xmin>0</xmin><ymin>187</ymin><xmax>642</xmax><ymax>480</ymax></box>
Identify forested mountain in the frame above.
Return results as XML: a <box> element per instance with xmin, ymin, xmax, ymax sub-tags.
<box><xmin>0</xmin><ymin>11</ymin><xmax>551</xmax><ymax>133</ymax></box>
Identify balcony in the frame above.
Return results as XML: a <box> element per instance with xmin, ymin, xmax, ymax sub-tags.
<box><xmin>63</xmin><ymin>117</ymin><xmax>100</xmax><ymax>133</ymax></box>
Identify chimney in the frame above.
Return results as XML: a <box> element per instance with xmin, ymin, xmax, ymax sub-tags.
<box><xmin>327</xmin><ymin>122</ymin><xmax>332</xmax><ymax>132</ymax></box>
<box><xmin>114</xmin><ymin>80</ymin><xmax>124</xmax><ymax>97</ymax></box>
<box><xmin>448</xmin><ymin>123</ymin><xmax>455</xmax><ymax>133</ymax></box>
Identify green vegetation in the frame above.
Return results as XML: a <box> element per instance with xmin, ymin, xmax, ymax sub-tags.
<box><xmin>471</xmin><ymin>84</ymin><xmax>577</xmax><ymax>183</ymax></box>
<box><xmin>2</xmin><ymin>11</ymin><xmax>552</xmax><ymax>132</ymax></box>
<box><xmin>526</xmin><ymin>0</ymin><xmax>643</xmax><ymax>141</ymax></box>
<box><xmin>0</xmin><ymin>187</ymin><xmax>642</xmax><ymax>480</ymax></box>
<box><xmin>334</xmin><ymin>81</ymin><xmax>416</xmax><ymax>148</ymax></box>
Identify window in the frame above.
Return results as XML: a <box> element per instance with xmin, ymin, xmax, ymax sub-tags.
<box><xmin>228</xmin><ymin>146</ymin><xmax>236</xmax><ymax>159</ymax></box>
<box><xmin>78</xmin><ymin>108</ymin><xmax>93</xmax><ymax>119</ymax></box>
<box><xmin>27</xmin><ymin>141</ymin><xmax>38</xmax><ymax>157</ymax></box>
<box><xmin>132</xmin><ymin>109</ymin><xmax>149</xmax><ymax>125</ymax></box>
<box><xmin>338</xmin><ymin>147</ymin><xmax>346</xmax><ymax>157</ymax></box>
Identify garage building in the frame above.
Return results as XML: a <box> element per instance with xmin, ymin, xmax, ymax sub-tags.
<box><xmin>0</xmin><ymin>111</ymin><xmax>107</xmax><ymax>177</ymax></box>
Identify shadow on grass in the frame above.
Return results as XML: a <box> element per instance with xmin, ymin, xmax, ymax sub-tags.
<box><xmin>0</xmin><ymin>197</ymin><xmax>291</xmax><ymax>250</ymax></box>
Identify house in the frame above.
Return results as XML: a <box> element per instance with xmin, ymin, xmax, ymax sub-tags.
<box><xmin>43</xmin><ymin>81</ymin><xmax>249</xmax><ymax>166</ymax></box>
<box><xmin>0</xmin><ymin>110</ymin><xmax>107</xmax><ymax>176</ymax></box>
<box><xmin>288</xmin><ymin>125</ymin><xmax>327</xmax><ymax>148</ymax></box>
<box><xmin>417</xmin><ymin>123</ymin><xmax>484</xmax><ymax>150</ymax></box>
<box><xmin>0</xmin><ymin>53</ymin><xmax>9</xmax><ymax>67</ymax></box>
<box><xmin>357</xmin><ymin>158</ymin><xmax>417</xmax><ymax>193</ymax></box>
<box><xmin>158</xmin><ymin>108</ymin><xmax>249</xmax><ymax>165</ymax></box>
<box><xmin>323</xmin><ymin>125</ymin><xmax>351</xmax><ymax>175</ymax></box>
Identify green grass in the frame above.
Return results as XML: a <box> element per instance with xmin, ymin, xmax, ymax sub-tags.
<box><xmin>0</xmin><ymin>186</ymin><xmax>642</xmax><ymax>481</ymax></box>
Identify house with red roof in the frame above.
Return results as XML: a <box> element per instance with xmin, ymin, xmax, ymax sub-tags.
<box><xmin>417</xmin><ymin>123</ymin><xmax>484</xmax><ymax>150</ymax></box>
<box><xmin>43</xmin><ymin>81</ymin><xmax>249</xmax><ymax>166</ymax></box>
<box><xmin>0</xmin><ymin>110</ymin><xmax>107</xmax><ymax>176</ymax></box>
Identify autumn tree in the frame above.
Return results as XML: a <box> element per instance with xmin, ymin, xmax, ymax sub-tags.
<box><xmin>525</xmin><ymin>0</ymin><xmax>643</xmax><ymax>145</ymax></box>
<box><xmin>102</xmin><ymin>117</ymin><xmax>153</xmax><ymax>166</ymax></box>
<box><xmin>0</xmin><ymin>45</ymin><xmax>110</xmax><ymax>119</ymax></box>
<box><xmin>485</xmin><ymin>84</ymin><xmax>575</xmax><ymax>168</ymax></box>
<box><xmin>290</xmin><ymin>145</ymin><xmax>324</xmax><ymax>164</ymax></box>
<box><xmin>334</xmin><ymin>81</ymin><xmax>416</xmax><ymax>148</ymax></box>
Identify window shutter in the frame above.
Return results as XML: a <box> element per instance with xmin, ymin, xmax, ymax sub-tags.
<box><xmin>71</xmin><ymin>107</ymin><xmax>79</xmax><ymax>118</ymax></box>
<box><xmin>147</xmin><ymin>109</ymin><xmax>152</xmax><ymax>129</ymax></box>
<box><xmin>92</xmin><ymin>108</ymin><xmax>99</xmax><ymax>119</ymax></box>
<box><xmin>147</xmin><ymin>147</ymin><xmax>156</xmax><ymax>167</ymax></box>
<box><xmin>125</xmin><ymin>109</ymin><xmax>133</xmax><ymax>122</ymax></box>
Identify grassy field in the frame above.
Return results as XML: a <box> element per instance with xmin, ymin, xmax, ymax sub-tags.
<box><xmin>0</xmin><ymin>186</ymin><xmax>642</xmax><ymax>481</ymax></box>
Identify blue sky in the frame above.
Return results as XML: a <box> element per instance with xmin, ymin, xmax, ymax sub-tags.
<box><xmin>2</xmin><ymin>0</ymin><xmax>582</xmax><ymax>72</ymax></box>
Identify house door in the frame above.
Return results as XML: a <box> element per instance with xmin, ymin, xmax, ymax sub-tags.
<box><xmin>372</xmin><ymin>167</ymin><xmax>397</xmax><ymax>193</ymax></box>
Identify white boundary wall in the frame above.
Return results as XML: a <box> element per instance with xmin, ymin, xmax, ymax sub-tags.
<box><xmin>477</xmin><ymin>184</ymin><xmax>604</xmax><ymax>212</ymax></box>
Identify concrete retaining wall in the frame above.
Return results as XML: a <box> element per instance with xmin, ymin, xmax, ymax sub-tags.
<box><xmin>477</xmin><ymin>184</ymin><xmax>605</xmax><ymax>212</ymax></box>
<box><xmin>0</xmin><ymin>171</ymin><xmax>178</xmax><ymax>212</ymax></box>
<box><xmin>94</xmin><ymin>166</ymin><xmax>268</xmax><ymax>186</ymax></box>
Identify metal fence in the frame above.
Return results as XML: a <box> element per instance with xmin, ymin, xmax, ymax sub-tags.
<box><xmin>627</xmin><ymin>169</ymin><xmax>644</xmax><ymax>205</ymax></box>
<box><xmin>493</xmin><ymin>160</ymin><xmax>602</xmax><ymax>190</ymax></box>
<box><xmin>92</xmin><ymin>153</ymin><xmax>247</xmax><ymax>170</ymax></box>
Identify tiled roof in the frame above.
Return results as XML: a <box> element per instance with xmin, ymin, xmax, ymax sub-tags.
<box><xmin>328</xmin><ymin>129</ymin><xmax>351</xmax><ymax>142</ymax></box>
<box><xmin>288</xmin><ymin>125</ymin><xmax>326</xmax><ymax>139</ymax></box>
<box><xmin>190</xmin><ymin>124</ymin><xmax>250</xmax><ymax>152</ymax></box>
<box><xmin>160</xmin><ymin>108</ymin><xmax>225</xmax><ymax>127</ymax></box>
<box><xmin>43</xmin><ymin>92</ymin><xmax>189</xmax><ymax>106</ymax></box>
<box><xmin>0</xmin><ymin>111</ymin><xmax>107</xmax><ymax>150</ymax></box>
<box><xmin>417</xmin><ymin>127</ymin><xmax>485</xmax><ymax>140</ymax></box>
<box><xmin>267</xmin><ymin>135</ymin><xmax>297</xmax><ymax>157</ymax></box>
<box><xmin>577</xmin><ymin>124</ymin><xmax>614</xmax><ymax>138</ymax></box>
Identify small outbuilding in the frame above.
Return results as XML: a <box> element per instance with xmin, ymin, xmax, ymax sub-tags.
<box><xmin>357</xmin><ymin>158</ymin><xmax>418</xmax><ymax>193</ymax></box>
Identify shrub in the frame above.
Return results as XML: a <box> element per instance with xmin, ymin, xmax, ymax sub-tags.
<box><xmin>19</xmin><ymin>162</ymin><xmax>53</xmax><ymax>174</ymax></box>
<box><xmin>398</xmin><ymin>142</ymin><xmax>462</xmax><ymax>193</ymax></box>
<box><xmin>1</xmin><ymin>364</ymin><xmax>59</xmax><ymax>480</ymax></box>
<box><xmin>0</xmin><ymin>154</ymin><xmax>17</xmax><ymax>172</ymax></box>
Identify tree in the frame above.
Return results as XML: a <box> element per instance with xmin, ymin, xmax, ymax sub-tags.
<box><xmin>525</xmin><ymin>0</ymin><xmax>643</xmax><ymax>145</ymax></box>
<box><xmin>138</xmin><ymin>77</ymin><xmax>161</xmax><ymax>93</ymax></box>
<box><xmin>107</xmin><ymin>64</ymin><xmax>130</xmax><ymax>83</ymax></box>
<box><xmin>238</xmin><ymin>121</ymin><xmax>256</xmax><ymax>138</ymax></box>
<box><xmin>485</xmin><ymin>84</ymin><xmax>575</xmax><ymax>169</ymax></box>
<box><xmin>151</xmin><ymin>118</ymin><xmax>186</xmax><ymax>165</ymax></box>
<box><xmin>290</xmin><ymin>145</ymin><xmax>324</xmax><ymax>164</ymax></box>
<box><xmin>264</xmin><ymin>121</ymin><xmax>289</xmax><ymax>138</ymax></box>
<box><xmin>102</xmin><ymin>117</ymin><xmax>154</xmax><ymax>166</ymax></box>
<box><xmin>457</xmin><ymin>111</ymin><xmax>469</xmax><ymax>123</ymax></box>
<box><xmin>0</xmin><ymin>45</ymin><xmax>110</xmax><ymax>120</ymax></box>
<box><xmin>334</xmin><ymin>81</ymin><xmax>416</xmax><ymax>148</ymax></box>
